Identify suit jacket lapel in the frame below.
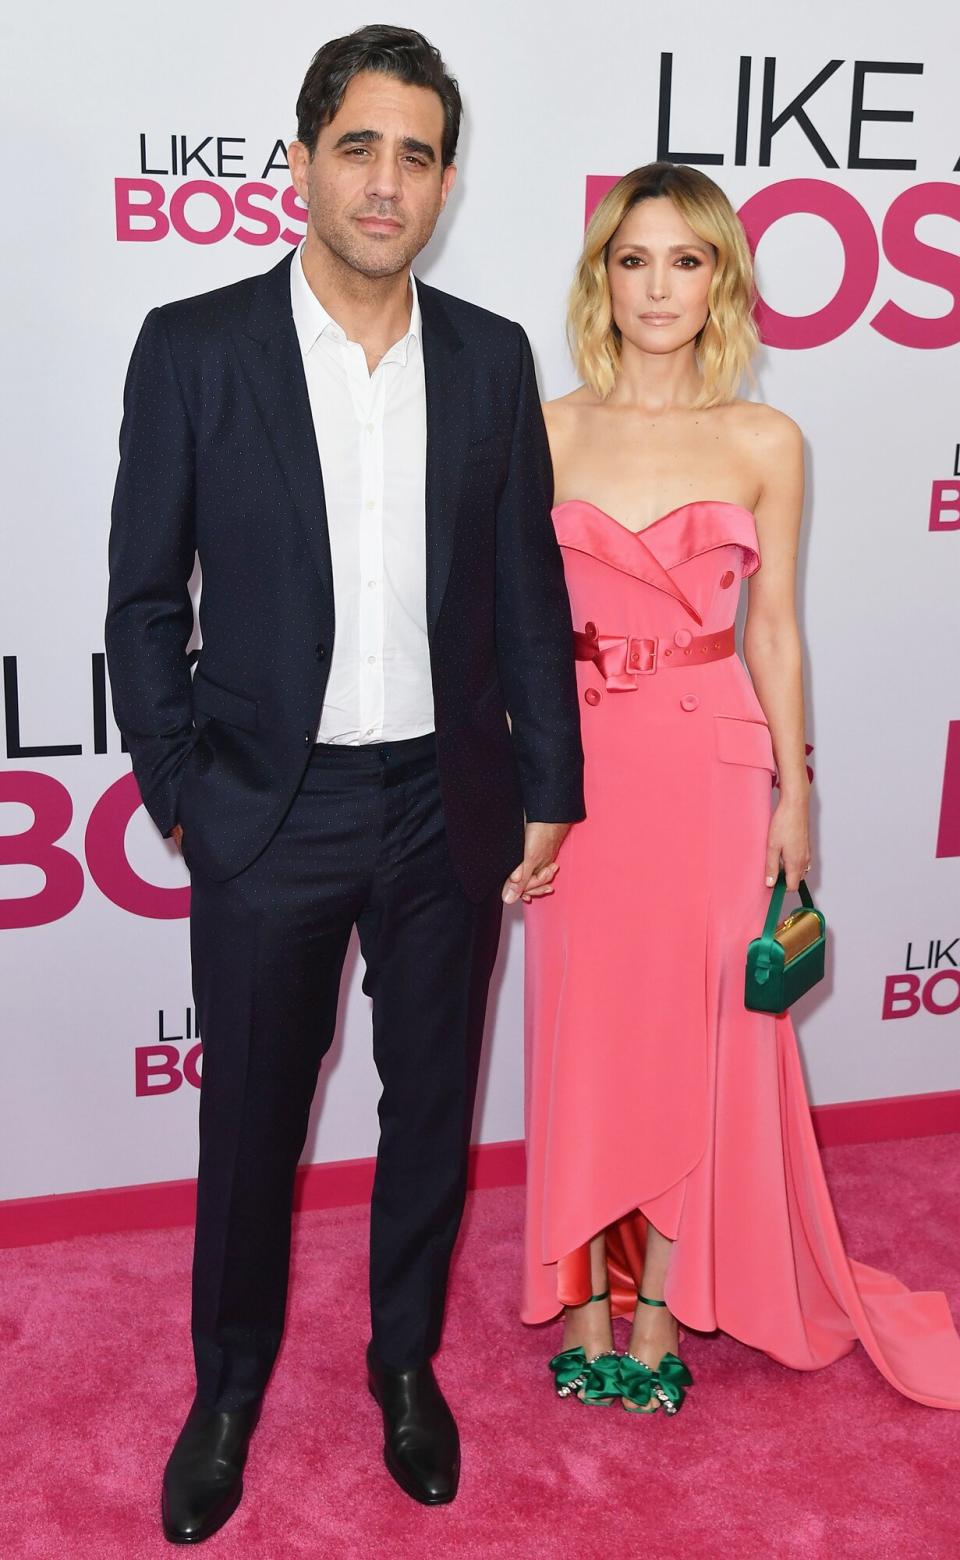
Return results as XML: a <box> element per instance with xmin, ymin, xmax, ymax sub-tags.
<box><xmin>231</xmin><ymin>251</ymin><xmax>334</xmax><ymax>609</ymax></box>
<box><xmin>232</xmin><ymin>262</ymin><xmax>468</xmax><ymax>633</ymax></box>
<box><xmin>419</xmin><ymin>282</ymin><xmax>468</xmax><ymax>634</ymax></box>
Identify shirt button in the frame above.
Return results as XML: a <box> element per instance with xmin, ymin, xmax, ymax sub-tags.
<box><xmin>366</xmin><ymin>423</ymin><xmax>374</xmax><ymax>434</ymax></box>
<box><xmin>674</xmin><ymin>629</ymin><xmax>692</xmax><ymax>649</ymax></box>
<box><xmin>720</xmin><ymin>570</ymin><xmax>736</xmax><ymax>589</ymax></box>
<box><xmin>365</xmin><ymin>500</ymin><xmax>375</xmax><ymax>511</ymax></box>
<box><xmin>367</xmin><ymin>655</ymin><xmax>376</xmax><ymax>665</ymax></box>
<box><xmin>584</xmin><ymin>687</ymin><xmax>601</xmax><ymax>706</ymax></box>
<box><xmin>303</xmin><ymin>730</ymin><xmax>312</xmax><ymax>744</ymax></box>
<box><xmin>680</xmin><ymin>695</ymin><xmax>700</xmax><ymax>712</ymax></box>
<box><xmin>367</xmin><ymin>579</ymin><xmax>377</xmax><ymax>589</ymax></box>
<box><xmin>365</xmin><ymin>727</ymin><xmax>375</xmax><ymax>737</ymax></box>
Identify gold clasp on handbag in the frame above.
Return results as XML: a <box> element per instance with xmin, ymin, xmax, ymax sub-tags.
<box><xmin>774</xmin><ymin>908</ymin><xmax>822</xmax><ymax>963</ymax></box>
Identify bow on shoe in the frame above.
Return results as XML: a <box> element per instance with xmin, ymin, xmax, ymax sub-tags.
<box><xmin>618</xmin><ymin>1355</ymin><xmax>659</xmax><ymax>1409</ymax></box>
<box><xmin>580</xmin><ymin>1352</ymin><xmax>622</xmax><ymax>1405</ymax></box>
<box><xmin>548</xmin><ymin>1346</ymin><xmax>589</xmax><ymax>1397</ymax></box>
<box><xmin>653</xmin><ymin>1354</ymin><xmax>693</xmax><ymax>1414</ymax></box>
<box><xmin>619</xmin><ymin>1353</ymin><xmax>693</xmax><ymax>1414</ymax></box>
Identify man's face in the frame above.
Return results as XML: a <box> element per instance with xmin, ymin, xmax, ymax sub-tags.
<box><xmin>289</xmin><ymin>70</ymin><xmax>456</xmax><ymax>279</ymax></box>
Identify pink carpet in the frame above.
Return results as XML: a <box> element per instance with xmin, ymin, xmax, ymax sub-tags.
<box><xmin>3</xmin><ymin>1136</ymin><xmax>960</xmax><ymax>1558</ymax></box>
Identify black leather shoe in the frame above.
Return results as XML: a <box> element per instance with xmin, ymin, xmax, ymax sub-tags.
<box><xmin>161</xmin><ymin>1395</ymin><xmax>261</xmax><ymax>1544</ymax></box>
<box><xmin>366</xmin><ymin>1344</ymin><xmax>460</xmax><ymax>1505</ymax></box>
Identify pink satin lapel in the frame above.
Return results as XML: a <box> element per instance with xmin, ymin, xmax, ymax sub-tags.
<box><xmin>648</xmin><ymin>501</ymin><xmax>761</xmax><ymax>578</ymax></box>
<box><xmin>553</xmin><ymin>502</ymin><xmax>703</xmax><ymax>624</ymax></box>
<box><xmin>553</xmin><ymin>498</ymin><xmax>762</xmax><ymax>607</ymax></box>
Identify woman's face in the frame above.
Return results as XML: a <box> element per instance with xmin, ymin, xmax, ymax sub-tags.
<box><xmin>606</xmin><ymin>196</ymin><xmax>715</xmax><ymax>357</ymax></box>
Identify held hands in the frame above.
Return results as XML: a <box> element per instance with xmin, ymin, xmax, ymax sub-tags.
<box><xmin>765</xmin><ymin>797</ymin><xmax>811</xmax><ymax>892</ymax></box>
<box><xmin>502</xmin><ymin>822</ymin><xmax>572</xmax><ymax>905</ymax></box>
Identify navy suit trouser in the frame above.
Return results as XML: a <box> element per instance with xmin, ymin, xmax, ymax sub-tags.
<box><xmin>187</xmin><ymin>733</ymin><xmax>503</xmax><ymax>1411</ymax></box>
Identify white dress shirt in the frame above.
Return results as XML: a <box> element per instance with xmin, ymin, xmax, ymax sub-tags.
<box><xmin>290</xmin><ymin>243</ymin><xmax>433</xmax><ymax>744</ymax></box>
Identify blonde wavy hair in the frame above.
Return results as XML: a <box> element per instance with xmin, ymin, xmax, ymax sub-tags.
<box><xmin>569</xmin><ymin>163</ymin><xmax>759</xmax><ymax>407</ymax></box>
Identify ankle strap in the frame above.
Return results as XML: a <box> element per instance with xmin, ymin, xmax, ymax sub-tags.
<box><xmin>569</xmin><ymin>1288</ymin><xmax>610</xmax><ymax>1308</ymax></box>
<box><xmin>637</xmin><ymin>1294</ymin><xmax>667</xmax><ymax>1308</ymax></box>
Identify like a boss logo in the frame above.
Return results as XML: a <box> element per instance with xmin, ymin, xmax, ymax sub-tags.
<box><xmin>116</xmin><ymin>134</ymin><xmax>307</xmax><ymax>247</ymax></box>
<box><xmin>882</xmin><ymin>938</ymin><xmax>960</xmax><ymax>1020</ymax></box>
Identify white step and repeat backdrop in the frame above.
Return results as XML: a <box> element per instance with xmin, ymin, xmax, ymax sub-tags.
<box><xmin>2</xmin><ymin>2</ymin><xmax>958</xmax><ymax>1202</ymax></box>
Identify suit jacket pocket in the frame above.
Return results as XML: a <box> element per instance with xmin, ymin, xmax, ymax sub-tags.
<box><xmin>192</xmin><ymin>669</ymin><xmax>259</xmax><ymax>731</ymax></box>
<box><xmin>714</xmin><ymin>715</ymin><xmax>775</xmax><ymax>772</ymax></box>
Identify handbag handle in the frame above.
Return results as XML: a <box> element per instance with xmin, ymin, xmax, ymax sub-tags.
<box><xmin>760</xmin><ymin>869</ymin><xmax>814</xmax><ymax>939</ymax></box>
<box><xmin>754</xmin><ymin>870</ymin><xmax>815</xmax><ymax>984</ymax></box>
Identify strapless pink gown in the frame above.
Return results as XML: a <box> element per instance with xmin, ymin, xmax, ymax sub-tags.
<box><xmin>523</xmin><ymin>498</ymin><xmax>960</xmax><ymax>1409</ymax></box>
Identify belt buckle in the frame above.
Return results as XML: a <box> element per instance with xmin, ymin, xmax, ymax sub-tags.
<box><xmin>627</xmin><ymin>636</ymin><xmax>657</xmax><ymax>675</ymax></box>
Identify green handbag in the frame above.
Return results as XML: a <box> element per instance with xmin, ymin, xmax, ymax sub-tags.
<box><xmin>745</xmin><ymin>870</ymin><xmax>826</xmax><ymax>1014</ymax></box>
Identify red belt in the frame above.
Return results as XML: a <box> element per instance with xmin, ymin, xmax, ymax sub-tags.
<box><xmin>573</xmin><ymin>622</ymin><xmax>735</xmax><ymax>688</ymax></box>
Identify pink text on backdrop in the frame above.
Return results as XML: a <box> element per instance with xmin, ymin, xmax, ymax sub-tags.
<box><xmin>930</xmin><ymin>483</ymin><xmax>960</xmax><ymax>530</ymax></box>
<box><xmin>115</xmin><ymin>178</ymin><xmax>307</xmax><ymax>247</ymax></box>
<box><xmin>882</xmin><ymin>972</ymin><xmax>960</xmax><ymax>1018</ymax></box>
<box><xmin>0</xmin><ymin>771</ymin><xmax>189</xmax><ymax>929</ymax></box>
<box><xmin>135</xmin><ymin>1043</ymin><xmax>202</xmax><ymax>1096</ymax></box>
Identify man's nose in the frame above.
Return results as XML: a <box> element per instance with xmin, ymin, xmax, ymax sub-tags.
<box><xmin>365</xmin><ymin>156</ymin><xmax>402</xmax><ymax>202</ymax></box>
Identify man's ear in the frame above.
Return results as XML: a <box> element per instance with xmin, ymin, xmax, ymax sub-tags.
<box><xmin>287</xmin><ymin>140</ymin><xmax>311</xmax><ymax>203</ymax></box>
<box><xmin>439</xmin><ymin>162</ymin><xmax>457</xmax><ymax>211</ymax></box>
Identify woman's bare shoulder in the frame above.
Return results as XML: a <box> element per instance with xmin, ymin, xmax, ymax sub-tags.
<box><xmin>725</xmin><ymin>397</ymin><xmax>803</xmax><ymax>454</ymax></box>
<box><xmin>542</xmin><ymin>384</ymin><xmax>597</xmax><ymax>420</ymax></box>
<box><xmin>725</xmin><ymin>401</ymin><xmax>804</xmax><ymax>513</ymax></box>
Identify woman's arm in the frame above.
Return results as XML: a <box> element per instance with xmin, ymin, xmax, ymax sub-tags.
<box><xmin>743</xmin><ymin>410</ymin><xmax>811</xmax><ymax>890</ymax></box>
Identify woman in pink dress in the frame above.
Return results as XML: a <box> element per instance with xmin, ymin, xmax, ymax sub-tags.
<box><xmin>523</xmin><ymin>162</ymin><xmax>960</xmax><ymax>1414</ymax></box>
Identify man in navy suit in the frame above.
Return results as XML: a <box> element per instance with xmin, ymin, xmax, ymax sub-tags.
<box><xmin>107</xmin><ymin>24</ymin><xmax>583</xmax><ymax>1541</ymax></box>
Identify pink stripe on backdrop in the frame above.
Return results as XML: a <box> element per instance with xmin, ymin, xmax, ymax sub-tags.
<box><xmin>584</xmin><ymin>174</ymin><xmax>620</xmax><ymax>227</ymax></box>
<box><xmin>0</xmin><ymin>1139</ymin><xmax>527</xmax><ymax>1249</ymax></box>
<box><xmin>810</xmin><ymin>1089</ymin><xmax>960</xmax><ymax>1146</ymax></box>
<box><xmin>936</xmin><ymin>721</ymin><xmax>960</xmax><ymax>858</ymax></box>
<box><xmin>1</xmin><ymin>1098</ymin><xmax>957</xmax><ymax>1250</ymax></box>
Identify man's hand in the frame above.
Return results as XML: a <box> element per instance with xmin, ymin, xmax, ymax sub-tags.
<box><xmin>171</xmin><ymin>824</ymin><xmax>184</xmax><ymax>854</ymax></box>
<box><xmin>502</xmin><ymin>822</ymin><xmax>572</xmax><ymax>905</ymax></box>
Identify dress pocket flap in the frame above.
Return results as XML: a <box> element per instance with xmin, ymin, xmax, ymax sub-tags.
<box><xmin>192</xmin><ymin>670</ymin><xmax>259</xmax><ymax>732</ymax></box>
<box><xmin>715</xmin><ymin>715</ymin><xmax>775</xmax><ymax>772</ymax></box>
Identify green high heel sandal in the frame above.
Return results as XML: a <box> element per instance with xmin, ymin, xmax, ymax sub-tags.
<box><xmin>621</xmin><ymin>1294</ymin><xmax>693</xmax><ymax>1416</ymax></box>
<box><xmin>548</xmin><ymin>1289</ymin><xmax>621</xmax><ymax>1405</ymax></box>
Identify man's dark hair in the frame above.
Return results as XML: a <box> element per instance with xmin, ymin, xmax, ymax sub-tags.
<box><xmin>296</xmin><ymin>24</ymin><xmax>462</xmax><ymax>168</ymax></box>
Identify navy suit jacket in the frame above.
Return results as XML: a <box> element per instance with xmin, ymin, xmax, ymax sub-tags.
<box><xmin>106</xmin><ymin>250</ymin><xmax>584</xmax><ymax>900</ymax></box>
